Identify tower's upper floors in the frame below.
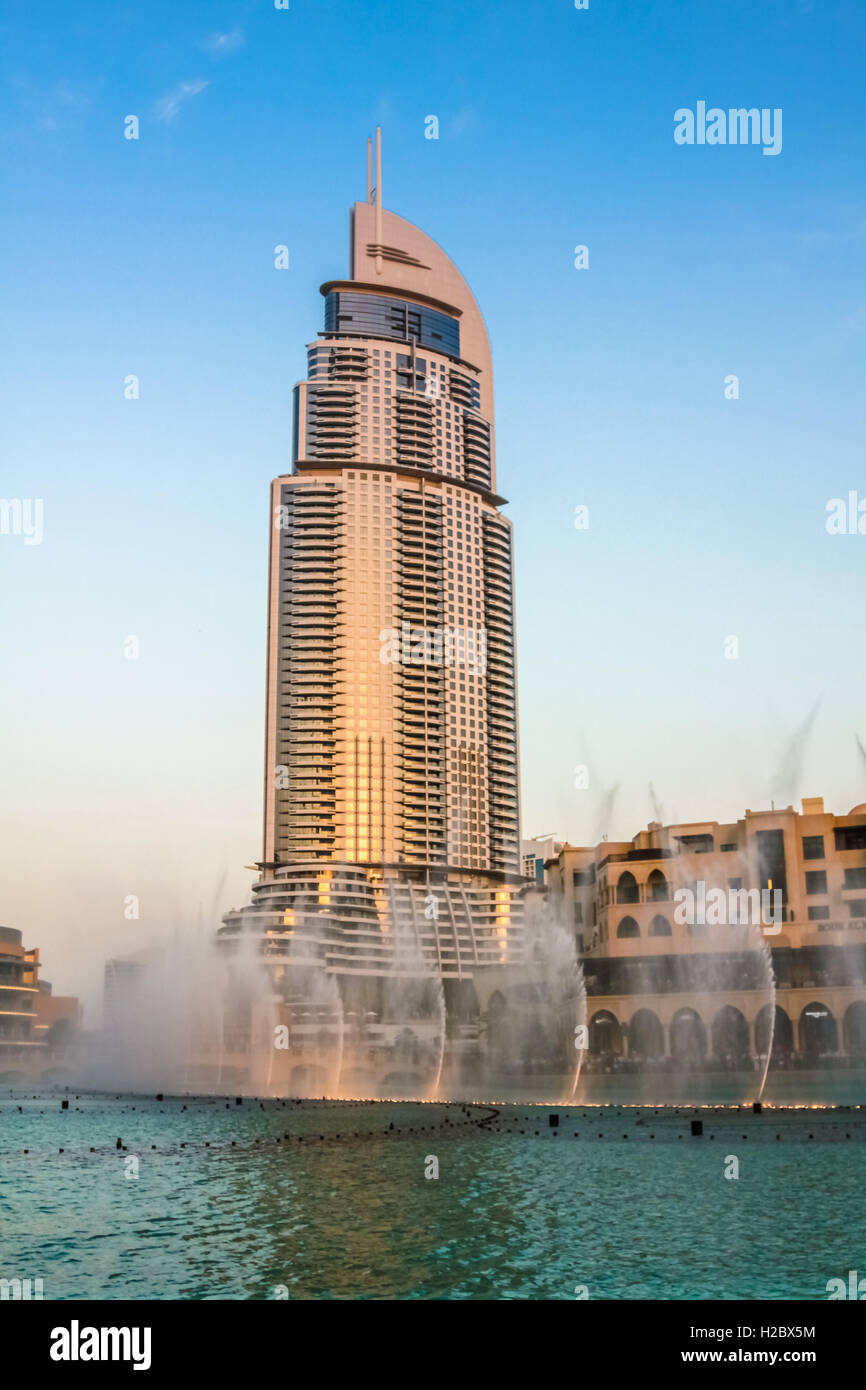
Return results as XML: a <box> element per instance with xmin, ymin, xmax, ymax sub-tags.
<box><xmin>292</xmin><ymin>196</ymin><xmax>499</xmax><ymax>499</ymax></box>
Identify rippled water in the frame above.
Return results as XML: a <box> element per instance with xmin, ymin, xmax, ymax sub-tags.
<box><xmin>1</xmin><ymin>1091</ymin><xmax>864</xmax><ymax>1299</ymax></box>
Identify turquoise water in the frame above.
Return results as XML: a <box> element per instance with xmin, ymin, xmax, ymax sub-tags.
<box><xmin>1</xmin><ymin>1092</ymin><xmax>863</xmax><ymax>1299</ymax></box>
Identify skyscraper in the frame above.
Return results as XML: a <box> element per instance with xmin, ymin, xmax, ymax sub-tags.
<box><xmin>222</xmin><ymin>132</ymin><xmax>524</xmax><ymax>1016</ymax></box>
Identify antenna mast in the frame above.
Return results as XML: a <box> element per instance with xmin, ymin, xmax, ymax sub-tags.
<box><xmin>375</xmin><ymin>126</ymin><xmax>383</xmax><ymax>275</ymax></box>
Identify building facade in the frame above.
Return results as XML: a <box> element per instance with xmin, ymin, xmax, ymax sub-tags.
<box><xmin>0</xmin><ymin>926</ymin><xmax>40</xmax><ymax>1068</ymax></box>
<box><xmin>221</xmin><ymin>133</ymin><xmax>524</xmax><ymax>1006</ymax></box>
<box><xmin>0</xmin><ymin>926</ymin><xmax>81</xmax><ymax>1075</ymax></box>
<box><xmin>546</xmin><ymin>797</ymin><xmax>866</xmax><ymax>1064</ymax></box>
<box><xmin>521</xmin><ymin>836</ymin><xmax>561</xmax><ymax>886</ymax></box>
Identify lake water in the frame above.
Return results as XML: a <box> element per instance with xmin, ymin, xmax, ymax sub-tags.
<box><xmin>1</xmin><ymin>1090</ymin><xmax>863</xmax><ymax>1300</ymax></box>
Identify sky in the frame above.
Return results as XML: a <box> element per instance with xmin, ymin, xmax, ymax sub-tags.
<box><xmin>1</xmin><ymin>0</ymin><xmax>864</xmax><ymax>1014</ymax></box>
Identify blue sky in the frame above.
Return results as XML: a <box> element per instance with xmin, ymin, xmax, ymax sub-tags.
<box><xmin>1</xmin><ymin>0</ymin><xmax>864</xmax><ymax>1009</ymax></box>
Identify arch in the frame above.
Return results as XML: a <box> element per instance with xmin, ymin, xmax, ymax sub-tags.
<box><xmin>670</xmin><ymin>1007</ymin><xmax>707</xmax><ymax>1062</ymax></box>
<box><xmin>843</xmin><ymin>1001</ymin><xmax>866</xmax><ymax>1057</ymax></box>
<box><xmin>381</xmin><ymin>1071</ymin><xmax>426</xmax><ymax>1093</ymax></box>
<box><xmin>589</xmin><ymin>1008</ymin><xmax>622</xmax><ymax>1056</ymax></box>
<box><xmin>487</xmin><ymin>990</ymin><xmax>507</xmax><ymax>1016</ymax></box>
<box><xmin>649</xmin><ymin>914</ymin><xmax>671</xmax><ymax>937</ymax></box>
<box><xmin>711</xmin><ymin>1005</ymin><xmax>749</xmax><ymax>1060</ymax></box>
<box><xmin>799</xmin><ymin>1001</ymin><xmax>837</xmax><ymax>1056</ymax></box>
<box><xmin>616</xmin><ymin>871</ymin><xmax>639</xmax><ymax>904</ymax></box>
<box><xmin>755</xmin><ymin>1003</ymin><xmax>793</xmax><ymax>1057</ymax></box>
<box><xmin>648</xmin><ymin>869</ymin><xmax>669</xmax><ymax>902</ymax></box>
<box><xmin>628</xmin><ymin>1008</ymin><xmax>664</xmax><ymax>1059</ymax></box>
<box><xmin>393</xmin><ymin>1027</ymin><xmax>421</xmax><ymax>1064</ymax></box>
<box><xmin>339</xmin><ymin>1066</ymin><xmax>379</xmax><ymax>1094</ymax></box>
<box><xmin>289</xmin><ymin>1064</ymin><xmax>328</xmax><ymax>1092</ymax></box>
<box><xmin>616</xmin><ymin>915</ymin><xmax>640</xmax><ymax>939</ymax></box>
<box><xmin>485</xmin><ymin>990</ymin><xmax>508</xmax><ymax>1063</ymax></box>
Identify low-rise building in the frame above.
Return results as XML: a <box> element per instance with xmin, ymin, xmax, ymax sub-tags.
<box><xmin>0</xmin><ymin>926</ymin><xmax>81</xmax><ymax>1076</ymax></box>
<box><xmin>520</xmin><ymin>836</ymin><xmax>561</xmax><ymax>886</ymax></box>
<box><xmin>546</xmin><ymin>798</ymin><xmax>866</xmax><ymax>1064</ymax></box>
<box><xmin>0</xmin><ymin>926</ymin><xmax>41</xmax><ymax>1067</ymax></box>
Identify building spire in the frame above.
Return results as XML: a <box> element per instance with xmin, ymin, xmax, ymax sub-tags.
<box><xmin>375</xmin><ymin>125</ymin><xmax>383</xmax><ymax>275</ymax></box>
<box><xmin>366</xmin><ymin>136</ymin><xmax>372</xmax><ymax>203</ymax></box>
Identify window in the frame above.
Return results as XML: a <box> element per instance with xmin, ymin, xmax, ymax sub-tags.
<box><xmin>848</xmin><ymin>901</ymin><xmax>866</xmax><ymax>918</ymax></box>
<box><xmin>802</xmin><ymin>835</ymin><xmax>825</xmax><ymax>860</ymax></box>
<box><xmin>676</xmin><ymin>833</ymin><xmax>714</xmax><ymax>853</ymax></box>
<box><xmin>648</xmin><ymin>870</ymin><xmax>668</xmax><ymax>901</ymax></box>
<box><xmin>720</xmin><ymin>843</ymin><xmax>737</xmax><ymax>852</ymax></box>
<box><xmin>756</xmin><ymin>828</ymin><xmax>788</xmax><ymax>898</ymax></box>
<box><xmin>616</xmin><ymin>871</ymin><xmax>639</xmax><ymax>904</ymax></box>
<box><xmin>808</xmin><ymin>905</ymin><xmax>830</xmax><ymax>920</ymax></box>
<box><xmin>617</xmin><ymin>916</ymin><xmax>639</xmax><ymax>938</ymax></box>
<box><xmin>836</xmin><ymin>827</ymin><xmax>866</xmax><ymax>852</ymax></box>
<box><xmin>649</xmin><ymin>915</ymin><xmax>671</xmax><ymax>937</ymax></box>
<box><xmin>844</xmin><ymin>867</ymin><xmax>866</xmax><ymax>890</ymax></box>
<box><xmin>805</xmin><ymin>870</ymin><xmax>828</xmax><ymax>895</ymax></box>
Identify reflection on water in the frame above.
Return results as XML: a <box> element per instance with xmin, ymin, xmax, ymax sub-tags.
<box><xmin>2</xmin><ymin>1092</ymin><xmax>866</xmax><ymax>1300</ymax></box>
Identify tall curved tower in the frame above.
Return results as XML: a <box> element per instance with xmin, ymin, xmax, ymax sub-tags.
<box><xmin>224</xmin><ymin>133</ymin><xmax>524</xmax><ymax>1016</ymax></box>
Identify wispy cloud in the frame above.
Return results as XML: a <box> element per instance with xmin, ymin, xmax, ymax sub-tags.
<box><xmin>799</xmin><ymin>221</ymin><xmax>866</xmax><ymax>249</ymax></box>
<box><xmin>202</xmin><ymin>31</ymin><xmax>244</xmax><ymax>58</ymax></box>
<box><xmin>154</xmin><ymin>79</ymin><xmax>208</xmax><ymax>124</ymax></box>
<box><xmin>448</xmin><ymin>107</ymin><xmax>477</xmax><ymax>137</ymax></box>
<box><xmin>812</xmin><ymin>304</ymin><xmax>866</xmax><ymax>354</ymax></box>
<box><xmin>12</xmin><ymin>78</ymin><xmax>91</xmax><ymax>132</ymax></box>
<box><xmin>796</xmin><ymin>201</ymin><xmax>866</xmax><ymax>249</ymax></box>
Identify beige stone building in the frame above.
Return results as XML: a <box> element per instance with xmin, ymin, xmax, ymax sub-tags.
<box><xmin>545</xmin><ymin>797</ymin><xmax>866</xmax><ymax>1062</ymax></box>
